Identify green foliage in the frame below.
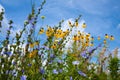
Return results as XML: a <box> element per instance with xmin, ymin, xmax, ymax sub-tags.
<box><xmin>109</xmin><ymin>57</ymin><xmax>120</xmax><ymax>80</ymax></box>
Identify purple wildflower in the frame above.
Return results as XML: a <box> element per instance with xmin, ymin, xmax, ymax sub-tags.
<box><xmin>87</xmin><ymin>48</ymin><xmax>97</xmax><ymax>55</ymax></box>
<box><xmin>40</xmin><ymin>68</ymin><xmax>45</xmax><ymax>74</ymax></box>
<box><xmin>57</xmin><ymin>59</ymin><xmax>62</xmax><ymax>64</ymax></box>
<box><xmin>20</xmin><ymin>75</ymin><xmax>27</xmax><ymax>80</ymax></box>
<box><xmin>22</xmin><ymin>70</ymin><xmax>24</xmax><ymax>73</ymax></box>
<box><xmin>53</xmin><ymin>69</ymin><xmax>58</xmax><ymax>74</ymax></box>
<box><xmin>81</xmin><ymin>51</ymin><xmax>88</xmax><ymax>59</ymax></box>
<box><xmin>12</xmin><ymin>62</ymin><xmax>16</xmax><ymax>65</ymax></box>
<box><xmin>50</xmin><ymin>53</ymin><xmax>55</xmax><ymax>58</ymax></box>
<box><xmin>49</xmin><ymin>60</ymin><xmax>53</xmax><ymax>64</ymax></box>
<box><xmin>6</xmin><ymin>70</ymin><xmax>10</xmax><ymax>74</ymax></box>
<box><xmin>78</xmin><ymin>71</ymin><xmax>86</xmax><ymax>77</ymax></box>
<box><xmin>70</xmin><ymin>76</ymin><xmax>73</xmax><ymax>80</ymax></box>
<box><xmin>4</xmin><ymin>51</ymin><xmax>11</xmax><ymax>56</ymax></box>
<box><xmin>59</xmin><ymin>69</ymin><xmax>63</xmax><ymax>73</ymax></box>
<box><xmin>58</xmin><ymin>42</ymin><xmax>61</xmax><ymax>45</ymax></box>
<box><xmin>28</xmin><ymin>64</ymin><xmax>32</xmax><ymax>67</ymax></box>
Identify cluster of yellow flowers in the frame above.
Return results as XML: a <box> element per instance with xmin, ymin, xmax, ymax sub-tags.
<box><xmin>72</xmin><ymin>32</ymin><xmax>94</xmax><ymax>47</ymax></box>
<box><xmin>38</xmin><ymin>20</ymin><xmax>114</xmax><ymax>50</ymax></box>
<box><xmin>27</xmin><ymin>41</ymin><xmax>39</xmax><ymax>58</ymax></box>
<box><xmin>97</xmin><ymin>34</ymin><xmax>114</xmax><ymax>44</ymax></box>
<box><xmin>68</xmin><ymin>20</ymin><xmax>86</xmax><ymax>28</ymax></box>
<box><xmin>39</xmin><ymin>26</ymin><xmax>69</xmax><ymax>38</ymax></box>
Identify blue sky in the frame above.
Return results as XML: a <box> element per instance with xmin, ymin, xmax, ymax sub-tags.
<box><xmin>0</xmin><ymin>0</ymin><xmax>120</xmax><ymax>50</ymax></box>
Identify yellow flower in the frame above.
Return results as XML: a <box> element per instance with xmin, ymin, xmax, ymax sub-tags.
<box><xmin>77</xmin><ymin>36</ymin><xmax>81</xmax><ymax>41</ymax></box>
<box><xmin>29</xmin><ymin>49</ymin><xmax>38</xmax><ymax>58</ymax></box>
<box><xmin>75</xmin><ymin>20</ymin><xmax>79</xmax><ymax>27</ymax></box>
<box><xmin>41</xmin><ymin>16</ymin><xmax>45</xmax><ymax>19</ymax></box>
<box><xmin>86</xmin><ymin>38</ymin><xmax>90</xmax><ymax>42</ymax></box>
<box><xmin>78</xmin><ymin>31</ymin><xmax>81</xmax><ymax>35</ymax></box>
<box><xmin>86</xmin><ymin>33</ymin><xmax>90</xmax><ymax>37</ymax></box>
<box><xmin>82</xmin><ymin>23</ymin><xmax>86</xmax><ymax>28</ymax></box>
<box><xmin>51</xmin><ymin>43</ymin><xmax>56</xmax><ymax>49</ymax></box>
<box><xmin>60</xmin><ymin>32</ymin><xmax>66</xmax><ymax>38</ymax></box>
<box><xmin>91</xmin><ymin>37</ymin><xmax>94</xmax><ymax>41</ymax></box>
<box><xmin>103</xmin><ymin>39</ymin><xmax>107</xmax><ymax>44</ymax></box>
<box><xmin>65</xmin><ymin>29</ymin><xmax>69</xmax><ymax>35</ymax></box>
<box><xmin>29</xmin><ymin>52</ymin><xmax>33</xmax><ymax>58</ymax></box>
<box><xmin>85</xmin><ymin>41</ymin><xmax>89</xmax><ymax>47</ymax></box>
<box><xmin>34</xmin><ymin>41</ymin><xmax>39</xmax><ymax>46</ymax></box>
<box><xmin>90</xmin><ymin>42</ymin><xmax>94</xmax><ymax>46</ymax></box>
<box><xmin>73</xmin><ymin>35</ymin><xmax>78</xmax><ymax>41</ymax></box>
<box><xmin>46</xmin><ymin>27</ymin><xmax>53</xmax><ymax>37</ymax></box>
<box><xmin>68</xmin><ymin>21</ymin><xmax>72</xmax><ymax>27</ymax></box>
<box><xmin>97</xmin><ymin>36</ymin><xmax>100</xmax><ymax>40</ymax></box>
<box><xmin>29</xmin><ymin>43</ymin><xmax>34</xmax><ymax>48</ymax></box>
<box><xmin>39</xmin><ymin>28</ymin><xmax>44</xmax><ymax>34</ymax></box>
<box><xmin>110</xmin><ymin>35</ymin><xmax>114</xmax><ymax>40</ymax></box>
<box><xmin>105</xmin><ymin>34</ymin><xmax>109</xmax><ymax>39</ymax></box>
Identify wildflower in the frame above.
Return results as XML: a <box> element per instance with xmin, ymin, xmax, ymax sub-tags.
<box><xmin>59</xmin><ymin>69</ymin><xmax>63</xmax><ymax>73</ymax></box>
<box><xmin>110</xmin><ymin>35</ymin><xmax>114</xmax><ymax>40</ymax></box>
<box><xmin>81</xmin><ymin>51</ymin><xmax>88</xmax><ymax>59</ymax></box>
<box><xmin>73</xmin><ymin>35</ymin><xmax>78</xmax><ymax>41</ymax></box>
<box><xmin>57</xmin><ymin>59</ymin><xmax>62</xmax><ymax>64</ymax></box>
<box><xmin>65</xmin><ymin>29</ymin><xmax>69</xmax><ymax>35</ymax></box>
<box><xmin>87</xmin><ymin>47</ymin><xmax>97</xmax><ymax>55</ymax></box>
<box><xmin>82</xmin><ymin>23</ymin><xmax>86</xmax><ymax>28</ymax></box>
<box><xmin>53</xmin><ymin>69</ymin><xmax>58</xmax><ymax>74</ymax></box>
<box><xmin>34</xmin><ymin>41</ymin><xmax>39</xmax><ymax>46</ymax></box>
<box><xmin>103</xmin><ymin>39</ymin><xmax>106</xmax><ymax>44</ymax></box>
<box><xmin>50</xmin><ymin>53</ymin><xmax>55</xmax><ymax>58</ymax></box>
<box><xmin>75</xmin><ymin>20</ymin><xmax>79</xmax><ymax>27</ymax></box>
<box><xmin>41</xmin><ymin>16</ymin><xmax>45</xmax><ymax>19</ymax></box>
<box><xmin>72</xmin><ymin>61</ymin><xmax>80</xmax><ymax>65</ymax></box>
<box><xmin>105</xmin><ymin>34</ymin><xmax>109</xmax><ymax>39</ymax></box>
<box><xmin>87</xmin><ymin>33</ymin><xmax>91</xmax><ymax>37</ymax></box>
<box><xmin>60</xmin><ymin>32</ymin><xmax>66</xmax><ymax>38</ymax></box>
<box><xmin>29</xmin><ymin>43</ymin><xmax>34</xmax><ymax>48</ymax></box>
<box><xmin>51</xmin><ymin>43</ymin><xmax>56</xmax><ymax>49</ymax></box>
<box><xmin>78</xmin><ymin>31</ymin><xmax>81</xmax><ymax>35</ymax></box>
<box><xmin>85</xmin><ymin>41</ymin><xmax>89</xmax><ymax>47</ymax></box>
<box><xmin>4</xmin><ymin>51</ymin><xmax>12</xmax><ymax>56</ymax></box>
<box><xmin>70</xmin><ymin>76</ymin><xmax>73</xmax><ymax>80</ymax></box>
<box><xmin>40</xmin><ymin>68</ymin><xmax>45</xmax><ymax>74</ymax></box>
<box><xmin>39</xmin><ymin>28</ymin><xmax>44</xmax><ymax>34</ymax></box>
<box><xmin>97</xmin><ymin>36</ymin><xmax>100</xmax><ymax>40</ymax></box>
<box><xmin>29</xmin><ymin>49</ymin><xmax>38</xmax><ymax>58</ymax></box>
<box><xmin>28</xmin><ymin>64</ymin><xmax>32</xmax><ymax>67</ymax></box>
<box><xmin>20</xmin><ymin>75</ymin><xmax>27</xmax><ymax>80</ymax></box>
<box><xmin>91</xmin><ymin>36</ymin><xmax>94</xmax><ymax>41</ymax></box>
<box><xmin>90</xmin><ymin>42</ymin><xmax>94</xmax><ymax>46</ymax></box>
<box><xmin>78</xmin><ymin>70</ymin><xmax>86</xmax><ymax>77</ymax></box>
<box><xmin>46</xmin><ymin>27</ymin><xmax>53</xmax><ymax>37</ymax></box>
<box><xmin>68</xmin><ymin>21</ymin><xmax>72</xmax><ymax>27</ymax></box>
